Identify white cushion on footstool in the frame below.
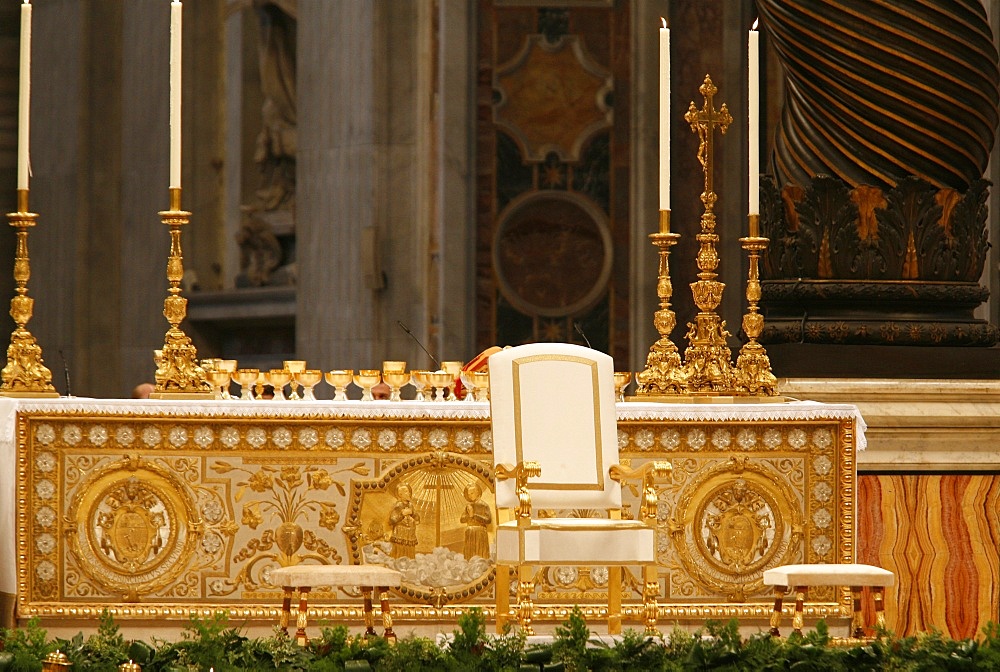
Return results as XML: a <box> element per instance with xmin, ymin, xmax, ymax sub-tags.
<box><xmin>271</xmin><ymin>565</ymin><xmax>402</xmax><ymax>588</ymax></box>
<box><xmin>763</xmin><ymin>563</ymin><xmax>894</xmax><ymax>587</ymax></box>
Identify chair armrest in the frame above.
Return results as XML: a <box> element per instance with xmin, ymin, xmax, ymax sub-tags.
<box><xmin>609</xmin><ymin>460</ymin><xmax>671</xmax><ymax>522</ymax></box>
<box><xmin>495</xmin><ymin>461</ymin><xmax>542</xmax><ymax>520</ymax></box>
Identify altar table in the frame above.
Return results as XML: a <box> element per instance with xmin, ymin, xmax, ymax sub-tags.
<box><xmin>0</xmin><ymin>397</ymin><xmax>863</xmax><ymax>628</ymax></box>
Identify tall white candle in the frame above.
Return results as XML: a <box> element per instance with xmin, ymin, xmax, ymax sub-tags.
<box><xmin>169</xmin><ymin>1</ymin><xmax>182</xmax><ymax>190</ymax></box>
<box><xmin>17</xmin><ymin>1</ymin><xmax>31</xmax><ymax>192</ymax></box>
<box><xmin>659</xmin><ymin>18</ymin><xmax>670</xmax><ymax>212</ymax></box>
<box><xmin>748</xmin><ymin>19</ymin><xmax>760</xmax><ymax>216</ymax></box>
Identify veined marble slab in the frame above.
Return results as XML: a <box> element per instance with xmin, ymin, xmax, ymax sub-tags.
<box><xmin>779</xmin><ymin>378</ymin><xmax>1000</xmax><ymax>471</ymax></box>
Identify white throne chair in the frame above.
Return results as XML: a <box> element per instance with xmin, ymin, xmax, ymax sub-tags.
<box><xmin>488</xmin><ymin>342</ymin><xmax>669</xmax><ymax>635</ymax></box>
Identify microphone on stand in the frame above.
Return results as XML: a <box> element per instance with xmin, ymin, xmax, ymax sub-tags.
<box><xmin>58</xmin><ymin>349</ymin><xmax>72</xmax><ymax>397</ymax></box>
<box><xmin>573</xmin><ymin>322</ymin><xmax>593</xmax><ymax>349</ymax></box>
<box><xmin>397</xmin><ymin>320</ymin><xmax>441</xmax><ymax>370</ymax></box>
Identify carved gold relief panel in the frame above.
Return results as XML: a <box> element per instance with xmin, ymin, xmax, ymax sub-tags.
<box><xmin>16</xmin><ymin>409</ymin><xmax>854</xmax><ymax>624</ymax></box>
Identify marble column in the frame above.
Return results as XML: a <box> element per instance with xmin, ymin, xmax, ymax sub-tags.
<box><xmin>120</xmin><ymin>2</ymin><xmax>173</xmax><ymax>394</ymax></box>
<box><xmin>25</xmin><ymin>0</ymin><xmax>88</xmax><ymax>395</ymax></box>
<box><xmin>629</xmin><ymin>0</ymin><xmax>667</xmax><ymax>370</ymax></box>
<box><xmin>297</xmin><ymin>1</ymin><xmax>474</xmax><ymax>371</ymax></box>
<box><xmin>297</xmin><ymin>1</ymin><xmax>380</xmax><ymax>369</ymax></box>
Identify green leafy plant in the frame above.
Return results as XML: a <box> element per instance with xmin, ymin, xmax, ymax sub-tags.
<box><xmin>0</xmin><ymin>617</ymin><xmax>54</xmax><ymax>672</ymax></box>
<box><xmin>550</xmin><ymin>608</ymin><xmax>591</xmax><ymax>672</ymax></box>
<box><xmin>59</xmin><ymin>611</ymin><xmax>130</xmax><ymax>672</ymax></box>
<box><xmin>7</xmin><ymin>610</ymin><xmax>1000</xmax><ymax>670</ymax></box>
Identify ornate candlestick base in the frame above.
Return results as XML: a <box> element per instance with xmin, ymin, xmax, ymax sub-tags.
<box><xmin>735</xmin><ymin>216</ymin><xmax>780</xmax><ymax>398</ymax></box>
<box><xmin>636</xmin><ymin>211</ymin><xmax>687</xmax><ymax>396</ymax></box>
<box><xmin>0</xmin><ymin>189</ymin><xmax>58</xmax><ymax>398</ymax></box>
<box><xmin>151</xmin><ymin>187</ymin><xmax>211</xmax><ymax>399</ymax></box>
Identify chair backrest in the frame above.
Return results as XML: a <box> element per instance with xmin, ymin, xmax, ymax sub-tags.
<box><xmin>488</xmin><ymin>343</ymin><xmax>621</xmax><ymax>511</ymax></box>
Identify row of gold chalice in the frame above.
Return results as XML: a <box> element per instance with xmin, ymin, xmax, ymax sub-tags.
<box><xmin>202</xmin><ymin>358</ymin><xmax>618</xmax><ymax>402</ymax></box>
<box><xmin>205</xmin><ymin>360</ymin><xmax>323</xmax><ymax>401</ymax></box>
<box><xmin>203</xmin><ymin>359</ymin><xmax>491</xmax><ymax>401</ymax></box>
<box><xmin>328</xmin><ymin>361</ymin><xmax>491</xmax><ymax>402</ymax></box>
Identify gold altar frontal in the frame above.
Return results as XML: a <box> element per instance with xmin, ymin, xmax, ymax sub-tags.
<box><xmin>2</xmin><ymin>398</ymin><xmax>861</xmax><ymax>631</ymax></box>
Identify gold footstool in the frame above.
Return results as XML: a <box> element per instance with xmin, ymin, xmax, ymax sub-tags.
<box><xmin>763</xmin><ymin>563</ymin><xmax>895</xmax><ymax>638</ymax></box>
<box><xmin>270</xmin><ymin>565</ymin><xmax>403</xmax><ymax>646</ymax></box>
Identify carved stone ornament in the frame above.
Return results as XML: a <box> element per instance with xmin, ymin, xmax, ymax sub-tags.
<box><xmin>758</xmin><ymin>175</ymin><xmax>997</xmax><ymax>346</ymax></box>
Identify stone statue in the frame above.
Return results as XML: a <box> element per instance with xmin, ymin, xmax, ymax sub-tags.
<box><xmin>253</xmin><ymin>0</ymin><xmax>297</xmax><ymax>212</ymax></box>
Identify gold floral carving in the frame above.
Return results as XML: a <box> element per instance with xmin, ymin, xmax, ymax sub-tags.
<box><xmin>216</xmin><ymin>460</ymin><xmax>368</xmax><ymax>596</ymax></box>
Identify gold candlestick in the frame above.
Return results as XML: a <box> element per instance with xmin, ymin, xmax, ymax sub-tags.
<box><xmin>151</xmin><ymin>187</ymin><xmax>210</xmax><ymax>398</ymax></box>
<box><xmin>679</xmin><ymin>74</ymin><xmax>735</xmax><ymax>394</ymax></box>
<box><xmin>635</xmin><ymin>210</ymin><xmax>685</xmax><ymax>396</ymax></box>
<box><xmin>734</xmin><ymin>214</ymin><xmax>779</xmax><ymax>397</ymax></box>
<box><xmin>0</xmin><ymin>189</ymin><xmax>57</xmax><ymax>397</ymax></box>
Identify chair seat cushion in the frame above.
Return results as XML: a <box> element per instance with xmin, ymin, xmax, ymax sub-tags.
<box><xmin>496</xmin><ymin>519</ymin><xmax>656</xmax><ymax>564</ymax></box>
<box><xmin>270</xmin><ymin>564</ymin><xmax>403</xmax><ymax>588</ymax></box>
<box><xmin>762</xmin><ymin>563</ymin><xmax>895</xmax><ymax>587</ymax></box>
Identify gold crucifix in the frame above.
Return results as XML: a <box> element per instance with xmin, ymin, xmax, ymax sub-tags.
<box><xmin>684</xmin><ymin>75</ymin><xmax>732</xmax><ymax>216</ymax></box>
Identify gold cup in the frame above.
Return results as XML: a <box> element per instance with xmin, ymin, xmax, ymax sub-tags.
<box><xmin>267</xmin><ymin>368</ymin><xmax>292</xmax><ymax>401</ymax></box>
<box><xmin>232</xmin><ymin>368</ymin><xmax>259</xmax><ymax>400</ymax></box>
<box><xmin>294</xmin><ymin>369</ymin><xmax>323</xmax><ymax>401</ymax></box>
<box><xmin>429</xmin><ymin>370</ymin><xmax>454</xmax><ymax>402</ymax></box>
<box><xmin>218</xmin><ymin>359</ymin><xmax>238</xmax><ymax>373</ymax></box>
<box><xmin>325</xmin><ymin>369</ymin><xmax>354</xmax><ymax>401</ymax></box>
<box><xmin>382</xmin><ymin>361</ymin><xmax>407</xmax><ymax>401</ymax></box>
<box><xmin>200</xmin><ymin>358</ymin><xmax>222</xmax><ymax>372</ymax></box>
<box><xmin>354</xmin><ymin>369</ymin><xmax>382</xmax><ymax>401</ymax></box>
<box><xmin>470</xmin><ymin>370</ymin><xmax>490</xmax><ymax>401</ymax></box>
<box><xmin>410</xmin><ymin>370</ymin><xmax>430</xmax><ymax>401</ymax></box>
<box><xmin>459</xmin><ymin>370</ymin><xmax>478</xmax><ymax>401</ymax></box>
<box><xmin>206</xmin><ymin>370</ymin><xmax>231</xmax><ymax>400</ymax></box>
<box><xmin>441</xmin><ymin>360</ymin><xmax>463</xmax><ymax>400</ymax></box>
<box><xmin>284</xmin><ymin>360</ymin><xmax>306</xmax><ymax>400</ymax></box>
<box><xmin>613</xmin><ymin>371</ymin><xmax>632</xmax><ymax>402</ymax></box>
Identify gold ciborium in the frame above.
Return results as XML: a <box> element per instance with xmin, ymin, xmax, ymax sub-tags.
<box><xmin>613</xmin><ymin>371</ymin><xmax>632</xmax><ymax>402</ymax></box>
<box><xmin>382</xmin><ymin>360</ymin><xmax>407</xmax><ymax>401</ymax></box>
<box><xmin>267</xmin><ymin>368</ymin><xmax>292</xmax><ymax>401</ymax></box>
<box><xmin>354</xmin><ymin>369</ymin><xmax>382</xmax><ymax>401</ymax></box>
<box><xmin>294</xmin><ymin>369</ymin><xmax>322</xmax><ymax>401</ymax></box>
<box><xmin>410</xmin><ymin>370</ymin><xmax>430</xmax><ymax>401</ymax></box>
<box><xmin>325</xmin><ymin>369</ymin><xmax>354</xmax><ymax>401</ymax></box>
<box><xmin>206</xmin><ymin>370</ymin><xmax>231</xmax><ymax>400</ymax></box>
<box><xmin>232</xmin><ymin>368</ymin><xmax>258</xmax><ymax>400</ymax></box>
<box><xmin>284</xmin><ymin>360</ymin><xmax>306</xmax><ymax>399</ymax></box>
